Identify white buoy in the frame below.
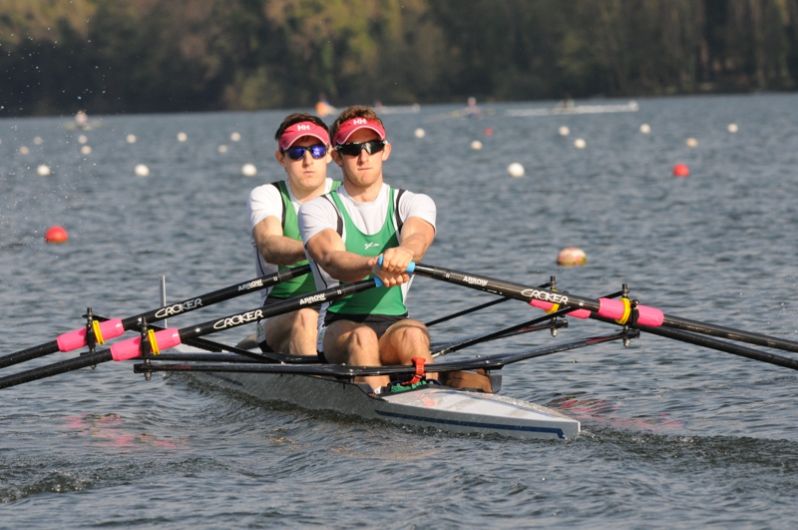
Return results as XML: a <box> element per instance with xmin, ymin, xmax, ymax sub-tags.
<box><xmin>19</xmin><ymin>146</ymin><xmax>30</xmax><ymax>155</ymax></box>
<box><xmin>414</xmin><ymin>128</ymin><xmax>426</xmax><ymax>139</ymax></box>
<box><xmin>242</xmin><ymin>163</ymin><xmax>257</xmax><ymax>177</ymax></box>
<box><xmin>36</xmin><ymin>164</ymin><xmax>51</xmax><ymax>176</ymax></box>
<box><xmin>574</xmin><ymin>138</ymin><xmax>587</xmax><ymax>149</ymax></box>
<box><xmin>78</xmin><ymin>134</ymin><xmax>88</xmax><ymax>144</ymax></box>
<box><xmin>727</xmin><ymin>123</ymin><xmax>739</xmax><ymax>133</ymax></box>
<box><xmin>177</xmin><ymin>131</ymin><xmax>188</xmax><ymax>142</ymax></box>
<box><xmin>33</xmin><ymin>136</ymin><xmax>44</xmax><ymax>145</ymax></box>
<box><xmin>80</xmin><ymin>145</ymin><xmax>92</xmax><ymax>155</ymax></box>
<box><xmin>126</xmin><ymin>134</ymin><xmax>137</xmax><ymax>144</ymax></box>
<box><xmin>639</xmin><ymin>123</ymin><xmax>651</xmax><ymax>134</ymax></box>
<box><xmin>470</xmin><ymin>140</ymin><xmax>483</xmax><ymax>151</ymax></box>
<box><xmin>557</xmin><ymin>247</ymin><xmax>587</xmax><ymax>266</ymax></box>
<box><xmin>217</xmin><ymin>144</ymin><xmax>228</xmax><ymax>154</ymax></box>
<box><xmin>507</xmin><ymin>162</ymin><xmax>525</xmax><ymax>178</ymax></box>
<box><xmin>686</xmin><ymin>137</ymin><xmax>698</xmax><ymax>148</ymax></box>
<box><xmin>558</xmin><ymin>126</ymin><xmax>570</xmax><ymax>137</ymax></box>
<box><xmin>134</xmin><ymin>164</ymin><xmax>150</xmax><ymax>177</ymax></box>
<box><xmin>230</xmin><ymin>132</ymin><xmax>241</xmax><ymax>142</ymax></box>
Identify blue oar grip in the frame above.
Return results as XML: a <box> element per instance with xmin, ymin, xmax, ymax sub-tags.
<box><xmin>374</xmin><ymin>255</ymin><xmax>416</xmax><ymax>287</ymax></box>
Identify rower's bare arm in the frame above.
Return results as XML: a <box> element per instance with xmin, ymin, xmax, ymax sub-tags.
<box><xmin>253</xmin><ymin>216</ymin><xmax>306</xmax><ymax>265</ymax></box>
<box><xmin>380</xmin><ymin>217</ymin><xmax>435</xmax><ymax>274</ymax></box>
<box><xmin>305</xmin><ymin>228</ymin><xmax>373</xmax><ymax>282</ymax></box>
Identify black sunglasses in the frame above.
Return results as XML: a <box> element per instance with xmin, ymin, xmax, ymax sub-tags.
<box><xmin>283</xmin><ymin>144</ymin><xmax>328</xmax><ymax>160</ymax></box>
<box><xmin>335</xmin><ymin>140</ymin><xmax>386</xmax><ymax>157</ymax></box>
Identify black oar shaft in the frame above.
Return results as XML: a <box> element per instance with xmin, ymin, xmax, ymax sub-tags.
<box><xmin>661</xmin><ymin>315</ymin><xmax>798</xmax><ymax>354</ymax></box>
<box><xmin>425</xmin><ymin>297</ymin><xmax>510</xmax><ymax>327</ymax></box>
<box><xmin>433</xmin><ymin>317</ymin><xmax>562</xmax><ymax>357</ymax></box>
<box><xmin>0</xmin><ymin>351</ymin><xmax>112</xmax><ymax>389</ymax></box>
<box><xmin>642</xmin><ymin>325</ymin><xmax>798</xmax><ymax>371</ymax></box>
<box><xmin>0</xmin><ymin>266</ymin><xmax>310</xmax><ymax>370</ymax></box>
<box><xmin>118</xmin><ymin>265</ymin><xmax>309</xmax><ymax>329</ymax></box>
<box><xmin>0</xmin><ymin>340</ymin><xmax>59</xmax><ymax>369</ymax></box>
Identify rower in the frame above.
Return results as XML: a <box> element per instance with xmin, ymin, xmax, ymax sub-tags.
<box><xmin>298</xmin><ymin>105</ymin><xmax>437</xmax><ymax>391</ymax></box>
<box><xmin>247</xmin><ymin>113</ymin><xmax>338</xmax><ymax>355</ymax></box>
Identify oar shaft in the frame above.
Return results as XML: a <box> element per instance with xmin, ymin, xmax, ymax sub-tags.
<box><xmin>425</xmin><ymin>297</ymin><xmax>510</xmax><ymax>327</ymax></box>
<box><xmin>0</xmin><ymin>340</ymin><xmax>58</xmax><ymax>369</ymax></box>
<box><xmin>119</xmin><ymin>265</ymin><xmax>310</xmax><ymax>329</ymax></box>
<box><xmin>661</xmin><ymin>315</ymin><xmax>798</xmax><ymax>354</ymax></box>
<box><xmin>642</xmin><ymin>325</ymin><xmax>798</xmax><ymax>371</ymax></box>
<box><xmin>0</xmin><ymin>351</ymin><xmax>112</xmax><ymax>389</ymax></box>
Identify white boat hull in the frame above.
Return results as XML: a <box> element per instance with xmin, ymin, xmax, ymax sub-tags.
<box><xmin>179</xmin><ymin>350</ymin><xmax>579</xmax><ymax>440</ymax></box>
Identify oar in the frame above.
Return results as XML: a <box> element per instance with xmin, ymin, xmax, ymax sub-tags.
<box><xmin>0</xmin><ymin>277</ymin><xmax>379</xmax><ymax>389</ymax></box>
<box><xmin>0</xmin><ymin>266</ymin><xmax>310</xmax><ymax>369</ymax></box>
<box><xmin>414</xmin><ymin>263</ymin><xmax>798</xmax><ymax>370</ymax></box>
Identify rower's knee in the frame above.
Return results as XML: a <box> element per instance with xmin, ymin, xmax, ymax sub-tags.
<box><xmin>293</xmin><ymin>307</ymin><xmax>318</xmax><ymax>332</ymax></box>
<box><xmin>347</xmin><ymin>327</ymin><xmax>380</xmax><ymax>364</ymax></box>
<box><xmin>392</xmin><ymin>324</ymin><xmax>430</xmax><ymax>350</ymax></box>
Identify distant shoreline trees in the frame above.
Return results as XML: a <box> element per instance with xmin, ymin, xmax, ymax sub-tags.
<box><xmin>1</xmin><ymin>0</ymin><xmax>796</xmax><ymax>116</ymax></box>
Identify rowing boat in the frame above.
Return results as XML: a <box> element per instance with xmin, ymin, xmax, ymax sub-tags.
<box><xmin>4</xmin><ymin>262</ymin><xmax>797</xmax><ymax>443</ymax></box>
<box><xmin>173</xmin><ymin>344</ymin><xmax>580</xmax><ymax>440</ymax></box>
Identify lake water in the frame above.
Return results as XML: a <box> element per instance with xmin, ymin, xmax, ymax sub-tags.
<box><xmin>1</xmin><ymin>94</ymin><xmax>797</xmax><ymax>528</ymax></box>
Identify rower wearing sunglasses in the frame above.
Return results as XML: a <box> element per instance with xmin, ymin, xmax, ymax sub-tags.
<box><xmin>299</xmin><ymin>106</ymin><xmax>437</xmax><ymax>391</ymax></box>
<box><xmin>247</xmin><ymin>113</ymin><xmax>338</xmax><ymax>356</ymax></box>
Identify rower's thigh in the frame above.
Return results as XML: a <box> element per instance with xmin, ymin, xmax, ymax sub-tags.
<box><xmin>263</xmin><ymin>311</ymin><xmax>303</xmax><ymax>351</ymax></box>
<box><xmin>379</xmin><ymin>319</ymin><xmax>430</xmax><ymax>365</ymax></box>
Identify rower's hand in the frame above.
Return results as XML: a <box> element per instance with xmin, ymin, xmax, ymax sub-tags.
<box><xmin>369</xmin><ymin>248</ymin><xmax>414</xmax><ymax>287</ymax></box>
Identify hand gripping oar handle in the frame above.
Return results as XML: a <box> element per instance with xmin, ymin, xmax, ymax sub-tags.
<box><xmin>414</xmin><ymin>263</ymin><xmax>798</xmax><ymax>368</ymax></box>
<box><xmin>0</xmin><ymin>276</ymin><xmax>380</xmax><ymax>390</ymax></box>
<box><xmin>373</xmin><ymin>255</ymin><xmax>415</xmax><ymax>287</ymax></box>
<box><xmin>0</xmin><ymin>266</ymin><xmax>311</xmax><ymax>369</ymax></box>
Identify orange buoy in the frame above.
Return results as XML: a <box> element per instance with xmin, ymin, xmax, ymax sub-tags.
<box><xmin>44</xmin><ymin>225</ymin><xmax>69</xmax><ymax>244</ymax></box>
<box><xmin>483</xmin><ymin>127</ymin><xmax>494</xmax><ymax>137</ymax></box>
<box><xmin>672</xmin><ymin>163</ymin><xmax>690</xmax><ymax>178</ymax></box>
<box><xmin>557</xmin><ymin>247</ymin><xmax>587</xmax><ymax>267</ymax></box>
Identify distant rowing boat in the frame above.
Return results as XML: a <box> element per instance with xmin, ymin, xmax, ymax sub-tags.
<box><xmin>506</xmin><ymin>100</ymin><xmax>639</xmax><ymax>118</ymax></box>
<box><xmin>374</xmin><ymin>103</ymin><xmax>421</xmax><ymax>115</ymax></box>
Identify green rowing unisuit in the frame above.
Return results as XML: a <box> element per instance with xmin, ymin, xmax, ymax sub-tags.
<box><xmin>270</xmin><ymin>180</ymin><xmax>339</xmax><ymax>299</ymax></box>
<box><xmin>327</xmin><ymin>187</ymin><xmax>406</xmax><ymax>316</ymax></box>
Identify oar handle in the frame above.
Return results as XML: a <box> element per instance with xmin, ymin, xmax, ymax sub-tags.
<box><xmin>374</xmin><ymin>257</ymin><xmax>415</xmax><ymax>287</ymax></box>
